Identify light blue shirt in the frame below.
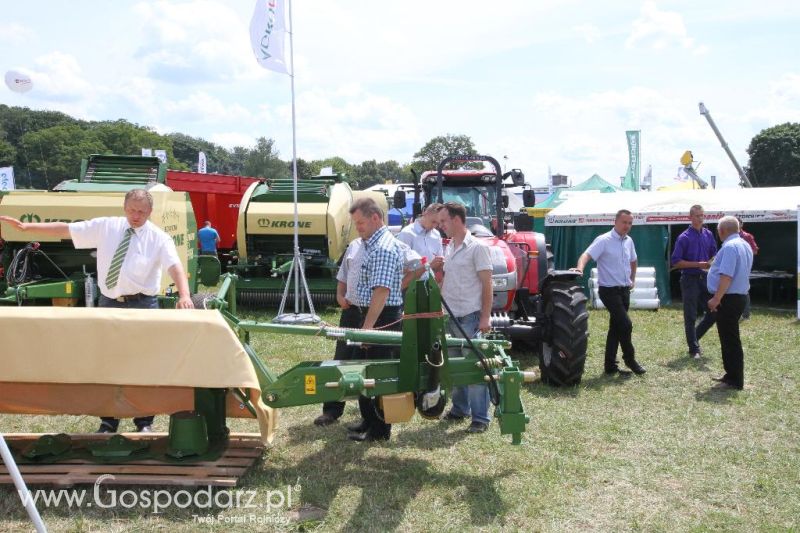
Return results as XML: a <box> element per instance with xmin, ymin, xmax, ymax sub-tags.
<box><xmin>707</xmin><ymin>234</ymin><xmax>753</xmax><ymax>295</ymax></box>
<box><xmin>585</xmin><ymin>229</ymin><xmax>637</xmax><ymax>287</ymax></box>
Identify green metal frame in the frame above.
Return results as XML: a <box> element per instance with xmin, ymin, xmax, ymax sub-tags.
<box><xmin>207</xmin><ymin>273</ymin><xmax>531</xmax><ymax>444</ymax></box>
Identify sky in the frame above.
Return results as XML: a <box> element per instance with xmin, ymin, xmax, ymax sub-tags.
<box><xmin>1</xmin><ymin>0</ymin><xmax>799</xmax><ymax>190</ymax></box>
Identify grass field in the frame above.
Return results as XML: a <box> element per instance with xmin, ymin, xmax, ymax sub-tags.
<box><xmin>1</xmin><ymin>305</ymin><xmax>799</xmax><ymax>532</ymax></box>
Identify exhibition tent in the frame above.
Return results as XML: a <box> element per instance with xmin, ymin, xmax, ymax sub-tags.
<box><xmin>544</xmin><ymin>186</ymin><xmax>800</xmax><ymax>304</ymax></box>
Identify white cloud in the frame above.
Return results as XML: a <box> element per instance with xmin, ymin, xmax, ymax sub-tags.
<box><xmin>132</xmin><ymin>0</ymin><xmax>266</xmax><ymax>84</ymax></box>
<box><xmin>0</xmin><ymin>22</ymin><xmax>36</xmax><ymax>45</ymax></box>
<box><xmin>264</xmin><ymin>85</ymin><xmax>420</xmax><ymax>162</ymax></box>
<box><xmin>488</xmin><ymin>87</ymin><xmax>750</xmax><ymax>189</ymax></box>
<box><xmin>25</xmin><ymin>52</ymin><xmax>95</xmax><ymax>104</ymax></box>
<box><xmin>626</xmin><ymin>1</ymin><xmax>705</xmax><ymax>53</ymax></box>
<box><xmin>573</xmin><ymin>23</ymin><xmax>602</xmax><ymax>44</ymax></box>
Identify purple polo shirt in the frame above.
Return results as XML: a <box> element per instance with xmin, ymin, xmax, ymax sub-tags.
<box><xmin>671</xmin><ymin>226</ymin><xmax>717</xmax><ymax>275</ymax></box>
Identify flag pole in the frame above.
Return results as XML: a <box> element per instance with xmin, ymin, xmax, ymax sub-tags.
<box><xmin>273</xmin><ymin>0</ymin><xmax>319</xmax><ymax>324</ymax></box>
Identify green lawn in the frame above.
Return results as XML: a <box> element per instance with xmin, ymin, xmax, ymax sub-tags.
<box><xmin>1</xmin><ymin>306</ymin><xmax>799</xmax><ymax>532</ymax></box>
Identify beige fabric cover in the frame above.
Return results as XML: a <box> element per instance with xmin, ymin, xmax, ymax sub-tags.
<box><xmin>0</xmin><ymin>307</ymin><xmax>275</xmax><ymax>443</ymax></box>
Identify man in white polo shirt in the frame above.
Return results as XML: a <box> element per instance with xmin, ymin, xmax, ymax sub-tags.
<box><xmin>396</xmin><ymin>203</ymin><xmax>444</xmax><ymax>274</ymax></box>
<box><xmin>574</xmin><ymin>209</ymin><xmax>646</xmax><ymax>376</ymax></box>
<box><xmin>1</xmin><ymin>188</ymin><xmax>194</xmax><ymax>433</ymax></box>
<box><xmin>432</xmin><ymin>202</ymin><xmax>494</xmax><ymax>434</ymax></box>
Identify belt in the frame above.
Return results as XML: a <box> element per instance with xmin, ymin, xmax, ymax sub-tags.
<box><xmin>114</xmin><ymin>293</ymin><xmax>154</xmax><ymax>303</ymax></box>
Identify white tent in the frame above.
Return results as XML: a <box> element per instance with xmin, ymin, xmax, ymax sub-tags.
<box><xmin>545</xmin><ymin>186</ymin><xmax>800</xmax><ymax>226</ymax></box>
<box><xmin>543</xmin><ymin>186</ymin><xmax>800</xmax><ymax>307</ymax></box>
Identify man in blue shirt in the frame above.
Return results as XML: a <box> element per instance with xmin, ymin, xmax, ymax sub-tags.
<box><xmin>197</xmin><ymin>221</ymin><xmax>220</xmax><ymax>255</ymax></box>
<box><xmin>574</xmin><ymin>209</ymin><xmax>646</xmax><ymax>376</ymax></box>
<box><xmin>706</xmin><ymin>216</ymin><xmax>753</xmax><ymax>390</ymax></box>
<box><xmin>671</xmin><ymin>205</ymin><xmax>718</xmax><ymax>359</ymax></box>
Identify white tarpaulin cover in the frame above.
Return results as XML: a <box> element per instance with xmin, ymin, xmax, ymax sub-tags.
<box><xmin>546</xmin><ymin>186</ymin><xmax>800</xmax><ymax>226</ymax></box>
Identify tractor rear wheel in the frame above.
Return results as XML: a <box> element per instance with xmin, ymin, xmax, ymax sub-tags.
<box><xmin>539</xmin><ymin>280</ymin><xmax>589</xmax><ymax>386</ymax></box>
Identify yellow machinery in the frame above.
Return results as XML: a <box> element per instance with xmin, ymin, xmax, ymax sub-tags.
<box><xmin>0</xmin><ymin>154</ymin><xmax>219</xmax><ymax>306</ymax></box>
<box><xmin>230</xmin><ymin>173</ymin><xmax>387</xmax><ymax>306</ymax></box>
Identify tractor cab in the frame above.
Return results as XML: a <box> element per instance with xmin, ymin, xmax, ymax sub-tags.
<box><xmin>395</xmin><ymin>155</ymin><xmax>590</xmax><ymax>387</ymax></box>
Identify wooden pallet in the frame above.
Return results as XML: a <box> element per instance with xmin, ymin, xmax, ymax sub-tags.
<box><xmin>0</xmin><ymin>432</ymin><xmax>264</xmax><ymax>487</ymax></box>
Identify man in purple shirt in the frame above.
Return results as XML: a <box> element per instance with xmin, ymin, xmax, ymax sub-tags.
<box><xmin>671</xmin><ymin>205</ymin><xmax>717</xmax><ymax>359</ymax></box>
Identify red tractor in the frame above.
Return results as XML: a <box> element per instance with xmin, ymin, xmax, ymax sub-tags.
<box><xmin>396</xmin><ymin>155</ymin><xmax>589</xmax><ymax>386</ymax></box>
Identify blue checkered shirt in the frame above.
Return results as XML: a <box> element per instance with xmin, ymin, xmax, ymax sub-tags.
<box><xmin>356</xmin><ymin>226</ymin><xmax>404</xmax><ymax>307</ymax></box>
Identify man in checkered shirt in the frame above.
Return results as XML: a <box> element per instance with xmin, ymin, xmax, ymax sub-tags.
<box><xmin>345</xmin><ymin>197</ymin><xmax>404</xmax><ymax>442</ymax></box>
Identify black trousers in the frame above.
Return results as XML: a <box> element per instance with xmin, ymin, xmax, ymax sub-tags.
<box><xmin>357</xmin><ymin>305</ymin><xmax>402</xmax><ymax>438</ymax></box>
<box><xmin>321</xmin><ymin>305</ymin><xmax>365</xmax><ymax>418</ymax></box>
<box><xmin>598</xmin><ymin>286</ymin><xmax>636</xmax><ymax>370</ymax></box>
<box><xmin>714</xmin><ymin>294</ymin><xmax>747</xmax><ymax>389</ymax></box>
<box><xmin>98</xmin><ymin>294</ymin><xmax>158</xmax><ymax>431</ymax></box>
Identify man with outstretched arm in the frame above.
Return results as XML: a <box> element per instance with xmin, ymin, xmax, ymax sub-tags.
<box><xmin>0</xmin><ymin>189</ymin><xmax>193</xmax><ymax>433</ymax></box>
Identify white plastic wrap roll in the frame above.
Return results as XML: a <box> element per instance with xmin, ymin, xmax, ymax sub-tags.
<box><xmin>592</xmin><ymin>298</ymin><xmax>660</xmax><ymax>310</ymax></box>
<box><xmin>593</xmin><ymin>288</ymin><xmax>657</xmax><ymax>301</ymax></box>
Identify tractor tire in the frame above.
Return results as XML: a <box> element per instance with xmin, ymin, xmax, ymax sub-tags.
<box><xmin>539</xmin><ymin>280</ymin><xmax>589</xmax><ymax>386</ymax></box>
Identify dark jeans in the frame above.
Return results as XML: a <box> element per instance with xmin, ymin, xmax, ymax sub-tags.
<box><xmin>598</xmin><ymin>286</ymin><xmax>636</xmax><ymax>371</ymax></box>
<box><xmin>714</xmin><ymin>294</ymin><xmax>747</xmax><ymax>389</ymax></box>
<box><xmin>680</xmin><ymin>273</ymin><xmax>717</xmax><ymax>353</ymax></box>
<box><xmin>357</xmin><ymin>305</ymin><xmax>402</xmax><ymax>438</ymax></box>
<box><xmin>98</xmin><ymin>294</ymin><xmax>158</xmax><ymax>432</ymax></box>
<box><xmin>321</xmin><ymin>305</ymin><xmax>365</xmax><ymax>418</ymax></box>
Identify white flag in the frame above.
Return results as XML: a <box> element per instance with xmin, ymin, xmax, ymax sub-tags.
<box><xmin>154</xmin><ymin>150</ymin><xmax>167</xmax><ymax>164</ymax></box>
<box><xmin>141</xmin><ymin>148</ymin><xmax>153</xmax><ymax>157</ymax></box>
<box><xmin>0</xmin><ymin>166</ymin><xmax>15</xmax><ymax>191</ymax></box>
<box><xmin>250</xmin><ymin>0</ymin><xmax>289</xmax><ymax>74</ymax></box>
<box><xmin>198</xmin><ymin>151</ymin><xmax>207</xmax><ymax>174</ymax></box>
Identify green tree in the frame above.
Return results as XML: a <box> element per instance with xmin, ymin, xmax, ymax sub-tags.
<box><xmin>243</xmin><ymin>137</ymin><xmax>289</xmax><ymax>179</ymax></box>
<box><xmin>0</xmin><ymin>134</ymin><xmax>16</xmax><ymax>166</ymax></box>
<box><xmin>746</xmin><ymin>123</ymin><xmax>800</xmax><ymax>187</ymax></box>
<box><xmin>21</xmin><ymin>124</ymin><xmax>105</xmax><ymax>188</ymax></box>
<box><xmin>92</xmin><ymin>119</ymin><xmax>183</xmax><ymax>167</ymax></box>
<box><xmin>412</xmin><ymin>134</ymin><xmax>478</xmax><ymax>173</ymax></box>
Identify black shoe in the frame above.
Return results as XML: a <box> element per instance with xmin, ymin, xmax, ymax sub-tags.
<box><xmin>466</xmin><ymin>421</ymin><xmax>489</xmax><ymax>434</ymax></box>
<box><xmin>348</xmin><ymin>430</ymin><xmax>390</xmax><ymax>442</ymax></box>
<box><xmin>313</xmin><ymin>413</ymin><xmax>339</xmax><ymax>427</ymax></box>
<box><xmin>346</xmin><ymin>420</ymin><xmax>369</xmax><ymax>432</ymax></box>
<box><xmin>442</xmin><ymin>411</ymin><xmax>467</xmax><ymax>421</ymax></box>
<box><xmin>604</xmin><ymin>366</ymin><xmax>620</xmax><ymax>375</ymax></box>
<box><xmin>605</xmin><ymin>367</ymin><xmax>632</xmax><ymax>376</ymax></box>
<box><xmin>626</xmin><ymin>361</ymin><xmax>647</xmax><ymax>375</ymax></box>
<box><xmin>712</xmin><ymin>375</ymin><xmax>729</xmax><ymax>382</ymax></box>
<box><xmin>97</xmin><ymin>424</ymin><xmax>116</xmax><ymax>434</ymax></box>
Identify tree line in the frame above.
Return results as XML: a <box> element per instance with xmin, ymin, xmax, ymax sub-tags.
<box><xmin>2</xmin><ymin>104</ymin><xmax>796</xmax><ymax>189</ymax></box>
<box><xmin>0</xmin><ymin>105</ymin><xmax>479</xmax><ymax>190</ymax></box>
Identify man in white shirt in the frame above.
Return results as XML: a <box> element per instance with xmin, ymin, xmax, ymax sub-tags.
<box><xmin>1</xmin><ymin>189</ymin><xmax>193</xmax><ymax>432</ymax></box>
<box><xmin>574</xmin><ymin>209</ymin><xmax>646</xmax><ymax>376</ymax></box>
<box><xmin>313</xmin><ymin>237</ymin><xmax>364</xmax><ymax>427</ymax></box>
<box><xmin>396</xmin><ymin>203</ymin><xmax>444</xmax><ymax>273</ymax></box>
<box><xmin>431</xmin><ymin>202</ymin><xmax>494</xmax><ymax>434</ymax></box>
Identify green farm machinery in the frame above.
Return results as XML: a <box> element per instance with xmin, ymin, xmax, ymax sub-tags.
<box><xmin>3</xmin><ymin>272</ymin><xmax>531</xmax><ymax>469</ymax></box>
<box><xmin>0</xmin><ymin>154</ymin><xmax>220</xmax><ymax>307</ymax></box>
<box><xmin>230</xmin><ymin>173</ymin><xmax>388</xmax><ymax>307</ymax></box>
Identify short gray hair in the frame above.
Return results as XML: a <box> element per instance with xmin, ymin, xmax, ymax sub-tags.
<box><xmin>349</xmin><ymin>197</ymin><xmax>384</xmax><ymax>219</ymax></box>
<box><xmin>718</xmin><ymin>215</ymin><xmax>739</xmax><ymax>234</ymax></box>
<box><xmin>124</xmin><ymin>189</ymin><xmax>153</xmax><ymax>209</ymax></box>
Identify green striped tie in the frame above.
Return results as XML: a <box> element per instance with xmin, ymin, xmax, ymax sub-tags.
<box><xmin>105</xmin><ymin>227</ymin><xmax>135</xmax><ymax>289</ymax></box>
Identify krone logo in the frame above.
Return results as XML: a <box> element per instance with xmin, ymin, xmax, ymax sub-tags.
<box><xmin>20</xmin><ymin>213</ymin><xmax>40</xmax><ymax>223</ymax></box>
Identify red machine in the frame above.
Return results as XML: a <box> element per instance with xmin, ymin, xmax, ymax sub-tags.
<box><xmin>395</xmin><ymin>155</ymin><xmax>589</xmax><ymax>386</ymax></box>
<box><xmin>166</xmin><ymin>170</ymin><xmax>259</xmax><ymax>259</ymax></box>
